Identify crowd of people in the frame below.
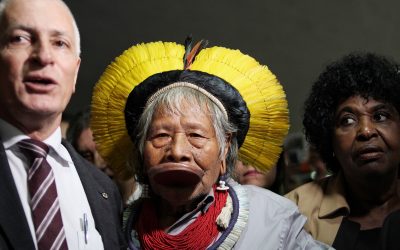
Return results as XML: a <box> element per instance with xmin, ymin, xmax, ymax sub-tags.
<box><xmin>0</xmin><ymin>0</ymin><xmax>399</xmax><ymax>249</ymax></box>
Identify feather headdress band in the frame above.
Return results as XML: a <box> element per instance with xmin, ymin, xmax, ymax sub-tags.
<box><xmin>91</xmin><ymin>40</ymin><xmax>289</xmax><ymax>179</ymax></box>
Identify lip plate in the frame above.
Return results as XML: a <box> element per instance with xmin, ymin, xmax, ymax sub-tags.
<box><xmin>148</xmin><ymin>164</ymin><xmax>204</xmax><ymax>187</ymax></box>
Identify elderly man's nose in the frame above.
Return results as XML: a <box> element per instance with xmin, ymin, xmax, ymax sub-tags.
<box><xmin>31</xmin><ymin>42</ymin><xmax>54</xmax><ymax>66</ymax></box>
<box><xmin>167</xmin><ymin>134</ymin><xmax>191</xmax><ymax>161</ymax></box>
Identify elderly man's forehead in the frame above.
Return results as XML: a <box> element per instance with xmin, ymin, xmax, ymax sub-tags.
<box><xmin>155</xmin><ymin>97</ymin><xmax>212</xmax><ymax>117</ymax></box>
<box><xmin>0</xmin><ymin>0</ymin><xmax>80</xmax><ymax>54</ymax></box>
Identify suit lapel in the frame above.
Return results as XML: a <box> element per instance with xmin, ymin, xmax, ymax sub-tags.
<box><xmin>0</xmin><ymin>139</ymin><xmax>35</xmax><ymax>249</ymax></box>
<box><xmin>62</xmin><ymin>140</ymin><xmax>114</xmax><ymax>248</ymax></box>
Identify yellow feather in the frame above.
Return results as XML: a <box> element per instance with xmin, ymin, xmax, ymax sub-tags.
<box><xmin>91</xmin><ymin>42</ymin><xmax>185</xmax><ymax>179</ymax></box>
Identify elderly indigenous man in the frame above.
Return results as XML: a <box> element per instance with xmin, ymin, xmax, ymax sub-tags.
<box><xmin>0</xmin><ymin>0</ymin><xmax>124</xmax><ymax>249</ymax></box>
<box><xmin>90</xmin><ymin>39</ymin><xmax>333</xmax><ymax>249</ymax></box>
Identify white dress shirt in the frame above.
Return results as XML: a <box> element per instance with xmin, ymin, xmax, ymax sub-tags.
<box><xmin>0</xmin><ymin>119</ymin><xmax>104</xmax><ymax>250</ymax></box>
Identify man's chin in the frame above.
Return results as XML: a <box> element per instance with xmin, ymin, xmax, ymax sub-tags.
<box><xmin>154</xmin><ymin>185</ymin><xmax>207</xmax><ymax>206</ymax></box>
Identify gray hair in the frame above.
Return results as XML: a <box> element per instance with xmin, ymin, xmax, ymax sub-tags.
<box><xmin>0</xmin><ymin>0</ymin><xmax>81</xmax><ymax>56</ymax></box>
<box><xmin>132</xmin><ymin>87</ymin><xmax>238</xmax><ymax>183</ymax></box>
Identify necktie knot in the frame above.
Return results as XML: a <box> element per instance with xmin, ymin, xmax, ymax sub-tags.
<box><xmin>18</xmin><ymin>139</ymin><xmax>49</xmax><ymax>160</ymax></box>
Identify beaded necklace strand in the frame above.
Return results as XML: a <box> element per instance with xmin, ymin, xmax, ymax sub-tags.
<box><xmin>137</xmin><ymin>186</ymin><xmax>227</xmax><ymax>250</ymax></box>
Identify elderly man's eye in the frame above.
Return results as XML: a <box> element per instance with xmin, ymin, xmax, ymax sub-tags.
<box><xmin>154</xmin><ymin>133</ymin><xmax>170</xmax><ymax>138</ymax></box>
<box><xmin>8</xmin><ymin>34</ymin><xmax>30</xmax><ymax>45</ymax></box>
<box><xmin>150</xmin><ymin>133</ymin><xmax>171</xmax><ymax>147</ymax></box>
<box><xmin>188</xmin><ymin>133</ymin><xmax>208</xmax><ymax>147</ymax></box>
<box><xmin>53</xmin><ymin>39</ymin><xmax>69</xmax><ymax>48</ymax></box>
<box><xmin>188</xmin><ymin>132</ymin><xmax>204</xmax><ymax>138</ymax></box>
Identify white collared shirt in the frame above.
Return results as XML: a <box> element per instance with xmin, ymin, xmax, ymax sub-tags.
<box><xmin>0</xmin><ymin>119</ymin><xmax>104</xmax><ymax>250</ymax></box>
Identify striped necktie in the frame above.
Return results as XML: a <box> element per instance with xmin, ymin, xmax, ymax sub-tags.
<box><xmin>18</xmin><ymin>139</ymin><xmax>68</xmax><ymax>250</ymax></box>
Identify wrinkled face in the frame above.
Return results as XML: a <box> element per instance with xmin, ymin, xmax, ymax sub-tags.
<box><xmin>234</xmin><ymin>160</ymin><xmax>276</xmax><ymax>188</ymax></box>
<box><xmin>0</xmin><ymin>0</ymin><xmax>80</xmax><ymax>124</ymax></box>
<box><xmin>77</xmin><ymin>128</ymin><xmax>114</xmax><ymax>178</ymax></box>
<box><xmin>143</xmin><ymin>102</ymin><xmax>227</xmax><ymax>206</ymax></box>
<box><xmin>332</xmin><ymin>96</ymin><xmax>400</xmax><ymax>181</ymax></box>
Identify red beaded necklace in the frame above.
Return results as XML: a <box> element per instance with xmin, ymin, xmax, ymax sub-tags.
<box><xmin>136</xmin><ymin>186</ymin><xmax>228</xmax><ymax>250</ymax></box>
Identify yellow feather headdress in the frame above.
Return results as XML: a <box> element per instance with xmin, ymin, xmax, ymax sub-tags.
<box><xmin>91</xmin><ymin>41</ymin><xmax>289</xmax><ymax>179</ymax></box>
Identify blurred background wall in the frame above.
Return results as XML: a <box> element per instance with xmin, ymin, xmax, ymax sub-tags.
<box><xmin>63</xmin><ymin>0</ymin><xmax>400</xmax><ymax>133</ymax></box>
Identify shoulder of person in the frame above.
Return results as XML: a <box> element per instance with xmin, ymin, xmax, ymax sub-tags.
<box><xmin>242</xmin><ymin>185</ymin><xmax>301</xmax><ymax>217</ymax></box>
<box><xmin>236</xmin><ymin>184</ymin><xmax>325</xmax><ymax>248</ymax></box>
<box><xmin>285</xmin><ymin>176</ymin><xmax>333</xmax><ymax>205</ymax></box>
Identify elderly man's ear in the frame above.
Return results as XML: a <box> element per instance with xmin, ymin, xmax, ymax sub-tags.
<box><xmin>220</xmin><ymin>134</ymin><xmax>232</xmax><ymax>175</ymax></box>
<box><xmin>72</xmin><ymin>58</ymin><xmax>81</xmax><ymax>93</ymax></box>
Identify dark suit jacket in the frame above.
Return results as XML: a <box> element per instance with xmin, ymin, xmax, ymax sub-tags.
<box><xmin>0</xmin><ymin>138</ymin><xmax>126</xmax><ymax>250</ymax></box>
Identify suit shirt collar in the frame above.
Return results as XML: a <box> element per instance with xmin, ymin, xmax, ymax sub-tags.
<box><xmin>0</xmin><ymin>118</ymin><xmax>72</xmax><ymax>164</ymax></box>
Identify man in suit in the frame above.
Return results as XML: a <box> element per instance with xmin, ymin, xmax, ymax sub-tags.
<box><xmin>0</xmin><ymin>0</ymin><xmax>125</xmax><ymax>249</ymax></box>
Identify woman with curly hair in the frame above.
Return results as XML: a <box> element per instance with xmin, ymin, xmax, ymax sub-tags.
<box><xmin>286</xmin><ymin>52</ymin><xmax>400</xmax><ymax>250</ymax></box>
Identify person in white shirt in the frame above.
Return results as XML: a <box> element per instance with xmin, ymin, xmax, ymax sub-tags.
<box><xmin>0</xmin><ymin>0</ymin><xmax>125</xmax><ymax>249</ymax></box>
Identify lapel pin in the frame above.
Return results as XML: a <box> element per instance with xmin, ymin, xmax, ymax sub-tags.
<box><xmin>101</xmin><ymin>192</ymin><xmax>108</xmax><ymax>199</ymax></box>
